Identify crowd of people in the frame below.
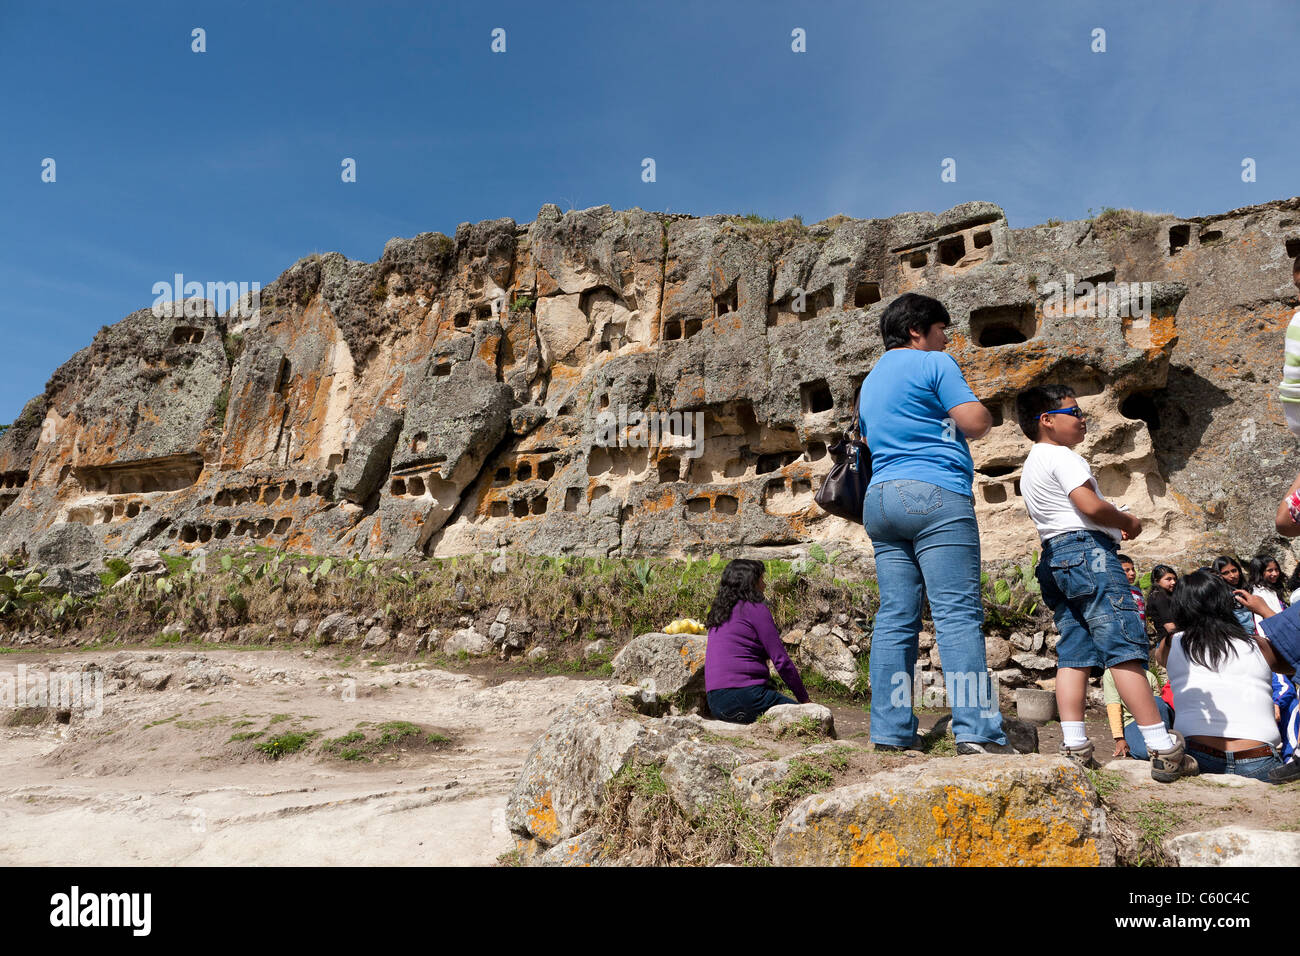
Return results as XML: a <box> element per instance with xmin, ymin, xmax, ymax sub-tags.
<box><xmin>700</xmin><ymin>255</ymin><xmax>1300</xmax><ymax>785</ymax></box>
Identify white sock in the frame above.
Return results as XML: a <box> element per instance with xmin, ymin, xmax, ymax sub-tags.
<box><xmin>1138</xmin><ymin>723</ymin><xmax>1175</xmax><ymax>753</ymax></box>
<box><xmin>1062</xmin><ymin>721</ymin><xmax>1088</xmax><ymax>748</ymax></box>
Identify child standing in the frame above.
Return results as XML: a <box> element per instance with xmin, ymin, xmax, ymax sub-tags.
<box><xmin>1015</xmin><ymin>385</ymin><xmax>1197</xmax><ymax>781</ymax></box>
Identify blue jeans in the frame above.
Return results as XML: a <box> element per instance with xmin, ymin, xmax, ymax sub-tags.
<box><xmin>1187</xmin><ymin>746</ymin><xmax>1283</xmax><ymax>781</ymax></box>
<box><xmin>1122</xmin><ymin>696</ymin><xmax>1175</xmax><ymax>760</ymax></box>
<box><xmin>1036</xmin><ymin>530</ymin><xmax>1148</xmax><ymax>669</ymax></box>
<box><xmin>864</xmin><ymin>480</ymin><xmax>1006</xmax><ymax>747</ymax></box>
<box><xmin>707</xmin><ymin>684</ymin><xmax>796</xmax><ymax>724</ymax></box>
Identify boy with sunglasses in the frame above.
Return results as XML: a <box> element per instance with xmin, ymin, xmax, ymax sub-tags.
<box><xmin>1014</xmin><ymin>384</ymin><xmax>1198</xmax><ymax>781</ymax></box>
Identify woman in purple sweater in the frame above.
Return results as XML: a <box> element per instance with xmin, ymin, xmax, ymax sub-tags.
<box><xmin>704</xmin><ymin>559</ymin><xmax>811</xmax><ymax>723</ymax></box>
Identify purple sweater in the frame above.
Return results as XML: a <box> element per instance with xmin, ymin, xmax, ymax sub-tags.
<box><xmin>704</xmin><ymin>601</ymin><xmax>809</xmax><ymax>702</ymax></box>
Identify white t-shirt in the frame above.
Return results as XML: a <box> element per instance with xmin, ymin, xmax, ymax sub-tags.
<box><xmin>1018</xmin><ymin>443</ymin><xmax>1121</xmax><ymax>544</ymax></box>
<box><xmin>1166</xmin><ymin>631</ymin><xmax>1280</xmax><ymax>746</ymax></box>
<box><xmin>1251</xmin><ymin>586</ymin><xmax>1285</xmax><ymax>635</ymax></box>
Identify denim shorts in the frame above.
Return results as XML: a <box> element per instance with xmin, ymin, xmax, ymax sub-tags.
<box><xmin>706</xmin><ymin>684</ymin><xmax>796</xmax><ymax>724</ymax></box>
<box><xmin>1187</xmin><ymin>747</ymin><xmax>1283</xmax><ymax>781</ymax></box>
<box><xmin>1036</xmin><ymin>530</ymin><xmax>1149</xmax><ymax>670</ymax></box>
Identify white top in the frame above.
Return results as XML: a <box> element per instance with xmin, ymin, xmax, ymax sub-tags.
<box><xmin>1166</xmin><ymin>630</ymin><xmax>1280</xmax><ymax>746</ymax></box>
<box><xmin>1252</xmin><ymin>586</ymin><xmax>1285</xmax><ymax>635</ymax></box>
<box><xmin>1018</xmin><ymin>443</ymin><xmax>1122</xmax><ymax>544</ymax></box>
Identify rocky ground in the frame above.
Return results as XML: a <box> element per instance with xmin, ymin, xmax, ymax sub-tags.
<box><xmin>2</xmin><ymin>643</ymin><xmax>1297</xmax><ymax>866</ymax></box>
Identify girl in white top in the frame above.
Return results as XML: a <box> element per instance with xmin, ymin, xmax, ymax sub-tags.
<box><xmin>1157</xmin><ymin>570</ymin><xmax>1291</xmax><ymax>780</ymax></box>
<box><xmin>1249</xmin><ymin>555</ymin><xmax>1288</xmax><ymax>633</ymax></box>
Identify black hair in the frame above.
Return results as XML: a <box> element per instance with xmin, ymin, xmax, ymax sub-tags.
<box><xmin>1117</xmin><ymin>553</ymin><xmax>1134</xmax><ymax>567</ymax></box>
<box><xmin>1211</xmin><ymin>555</ymin><xmax>1245</xmax><ymax>586</ymax></box>
<box><xmin>1248</xmin><ymin>553</ymin><xmax>1288</xmax><ymax>606</ymax></box>
<box><xmin>879</xmin><ymin>293</ymin><xmax>950</xmax><ymax>350</ymax></box>
<box><xmin>1015</xmin><ymin>384</ymin><xmax>1077</xmax><ymax>441</ymax></box>
<box><xmin>1171</xmin><ymin>570</ymin><xmax>1255</xmax><ymax>670</ymax></box>
<box><xmin>705</xmin><ymin>558</ymin><xmax>766</xmax><ymax>630</ymax></box>
<box><xmin>1146</xmin><ymin>564</ymin><xmax>1177</xmax><ymax>605</ymax></box>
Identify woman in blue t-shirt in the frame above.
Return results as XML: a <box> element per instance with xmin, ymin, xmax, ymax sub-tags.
<box><xmin>858</xmin><ymin>293</ymin><xmax>1014</xmax><ymax>754</ymax></box>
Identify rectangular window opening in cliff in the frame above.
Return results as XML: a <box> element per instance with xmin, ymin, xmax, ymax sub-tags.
<box><xmin>1286</xmin><ymin>237</ymin><xmax>1300</xmax><ymax>259</ymax></box>
<box><xmin>199</xmin><ymin>525</ymin><xmax>213</xmax><ymax>543</ymax></box>
<box><xmin>517</xmin><ymin>462</ymin><xmax>533</xmax><ymax>481</ymax></box>
<box><xmin>800</xmin><ymin>380</ymin><xmax>834</xmax><ymax>415</ymax></box>
<box><xmin>1120</xmin><ymin>392</ymin><xmax>1162</xmax><ymax>431</ymax></box>
<box><xmin>978</xmin><ymin>464</ymin><xmax>1017</xmax><ymax>478</ymax></box>
<box><xmin>433</xmin><ymin>363</ymin><xmax>452</xmax><ymax>377</ymax></box>
<box><xmin>714</xmin><ymin>286</ymin><xmax>738</xmax><ymax>318</ymax></box>
<box><xmin>73</xmin><ymin>454</ymin><xmax>203</xmax><ymax>497</ymax></box>
<box><xmin>807</xmin><ymin>288</ymin><xmax>836</xmax><ymax>318</ymax></box>
<box><xmin>588</xmin><ymin>447</ymin><xmax>613</xmax><ymax>476</ymax></box>
<box><xmin>938</xmin><ymin>236</ymin><xmax>966</xmax><ymax>267</ymax></box>
<box><xmin>723</xmin><ymin>456</ymin><xmax>748</xmax><ymax>478</ymax></box>
<box><xmin>1168</xmin><ymin>224</ymin><xmax>1190</xmax><ymax>256</ymax></box>
<box><xmin>714</xmin><ymin>495</ymin><xmax>738</xmax><ymax>515</ymax></box>
<box><xmin>683</xmin><ymin>318</ymin><xmax>703</xmax><ymax>339</ymax></box>
<box><xmin>476</xmin><ymin>304</ymin><xmax>493</xmax><ymax>321</ymax></box>
<box><xmin>982</xmin><ymin>483</ymin><xmax>1008</xmax><ymax>504</ymax></box>
<box><xmin>600</xmin><ymin>323</ymin><xmax>626</xmax><ymax>352</ymax></box>
<box><xmin>214</xmin><ymin>521</ymin><xmax>230</xmax><ymax>539</ymax></box>
<box><xmin>282</xmin><ymin>480</ymin><xmax>296</xmax><ymax>498</ymax></box>
<box><xmin>101</xmin><ymin>506</ymin><xmax>113</xmax><ymax>524</ymax></box>
<box><xmin>391</xmin><ymin>478</ymin><xmax>407</xmax><ymax>496</ymax></box>
<box><xmin>563</xmin><ymin>488</ymin><xmax>580</xmax><ymax>512</ymax></box>
<box><xmin>530</xmin><ymin>496</ymin><xmax>547</xmax><ymax>515</ymax></box>
<box><xmin>664</xmin><ymin>319</ymin><xmax>682</xmax><ymax>341</ymax></box>
<box><xmin>454</xmin><ymin>311</ymin><xmax>471</xmax><ymax>329</ymax></box>
<box><xmin>254</xmin><ymin>519</ymin><xmax>273</xmax><ymax>538</ymax></box>
<box><xmin>599</xmin><ymin>392</ymin><xmax>611</xmax><ymax>410</ymax></box>
<box><xmin>1012</xmin><ymin>478</ymin><xmax>1022</xmax><ymax>497</ymax></box>
<box><xmin>125</xmin><ymin>502</ymin><xmax>141</xmax><ymax>518</ymax></box>
<box><xmin>983</xmin><ymin>402</ymin><xmax>1004</xmax><ymax>427</ymax></box>
<box><xmin>171</xmin><ymin>326</ymin><xmax>205</xmax><ymax>345</ymax></box>
<box><xmin>904</xmin><ymin>249</ymin><xmax>928</xmax><ymax>270</ymax></box>
<box><xmin>235</xmin><ymin>520</ymin><xmax>252</xmax><ymax>536</ymax></box>
<box><xmin>511</xmin><ymin>498</ymin><xmax>529</xmax><ymax>518</ymax></box>
<box><xmin>490</xmin><ymin>500</ymin><xmax>508</xmax><ymax>518</ymax></box>
<box><xmin>538</xmin><ymin>460</ymin><xmax>556</xmax><ymax>481</ymax></box>
<box><xmin>791</xmin><ymin>478</ymin><xmax>811</xmax><ymax>496</ymax></box>
<box><xmin>854</xmin><ymin>282</ymin><xmax>881</xmax><ymax>309</ymax></box>
<box><xmin>113</xmin><ymin>502</ymin><xmax>125</xmax><ymax>518</ymax></box>
<box><xmin>686</xmin><ymin>497</ymin><xmax>710</xmax><ymax>515</ymax></box>
<box><xmin>299</xmin><ymin>482</ymin><xmax>313</xmax><ymax>497</ymax></box>
<box><xmin>973</xmin><ymin>230</ymin><xmax>993</xmax><ymax>249</ymax></box>
<box><xmin>970</xmin><ymin>304</ymin><xmax>1036</xmax><ymax>347</ymax></box>
<box><xmin>275</xmin><ymin>358</ymin><xmax>291</xmax><ymax>396</ymax></box>
<box><xmin>408</xmin><ymin>476</ymin><xmax>426</xmax><ymax>496</ymax></box>
<box><xmin>658</xmin><ymin>456</ymin><xmax>681</xmax><ymax>483</ymax></box>
<box><xmin>181</xmin><ymin>525</ymin><xmax>198</xmax><ymax>544</ymax></box>
<box><xmin>591</xmin><ymin>485</ymin><xmax>611</xmax><ymax>502</ymax></box>
<box><xmin>274</xmin><ymin>517</ymin><xmax>291</xmax><ymax>535</ymax></box>
<box><xmin>804</xmin><ymin>440</ymin><xmax>827</xmax><ymax>462</ymax></box>
<box><xmin>1198</xmin><ymin>228</ymin><xmax>1224</xmax><ymax>246</ymax></box>
<box><xmin>494</xmin><ymin>467</ymin><xmax>511</xmax><ymax>484</ymax></box>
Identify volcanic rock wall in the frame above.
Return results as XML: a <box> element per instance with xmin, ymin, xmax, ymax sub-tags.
<box><xmin>2</xmin><ymin>197</ymin><xmax>1298</xmax><ymax>567</ymax></box>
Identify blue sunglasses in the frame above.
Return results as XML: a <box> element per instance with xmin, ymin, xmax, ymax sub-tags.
<box><xmin>1041</xmin><ymin>406</ymin><xmax>1084</xmax><ymax>419</ymax></box>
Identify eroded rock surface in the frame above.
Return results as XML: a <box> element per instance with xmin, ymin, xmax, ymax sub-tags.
<box><xmin>2</xmin><ymin>199</ymin><xmax>1298</xmax><ymax>564</ymax></box>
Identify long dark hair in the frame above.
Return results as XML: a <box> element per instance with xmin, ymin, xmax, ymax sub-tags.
<box><xmin>1249</xmin><ymin>554</ymin><xmax>1288</xmax><ymax>606</ymax></box>
<box><xmin>1211</xmin><ymin>555</ymin><xmax>1245</xmax><ymax>588</ymax></box>
<box><xmin>1171</xmin><ymin>570</ymin><xmax>1255</xmax><ymax>670</ymax></box>
<box><xmin>1146</xmin><ymin>564</ymin><xmax>1177</xmax><ymax>606</ymax></box>
<box><xmin>706</xmin><ymin>559</ymin><xmax>766</xmax><ymax>630</ymax></box>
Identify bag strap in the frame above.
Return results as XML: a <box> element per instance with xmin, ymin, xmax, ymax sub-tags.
<box><xmin>848</xmin><ymin>377</ymin><xmax>865</xmax><ymax>442</ymax></box>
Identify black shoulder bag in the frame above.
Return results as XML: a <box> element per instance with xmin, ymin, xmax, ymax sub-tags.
<box><xmin>813</xmin><ymin>379</ymin><xmax>872</xmax><ymax>523</ymax></box>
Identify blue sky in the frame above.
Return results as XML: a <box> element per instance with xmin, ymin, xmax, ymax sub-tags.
<box><xmin>1</xmin><ymin>0</ymin><xmax>1296</xmax><ymax>422</ymax></box>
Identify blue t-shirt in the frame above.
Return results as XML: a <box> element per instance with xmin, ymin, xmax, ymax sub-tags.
<box><xmin>859</xmin><ymin>349</ymin><xmax>979</xmax><ymax>496</ymax></box>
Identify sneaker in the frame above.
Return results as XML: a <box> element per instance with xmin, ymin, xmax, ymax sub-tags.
<box><xmin>1058</xmin><ymin>739</ymin><xmax>1100</xmax><ymax>770</ymax></box>
<box><xmin>873</xmin><ymin>736</ymin><xmax>924</xmax><ymax>753</ymax></box>
<box><xmin>1150</xmin><ymin>731</ymin><xmax>1200</xmax><ymax>783</ymax></box>
<box><xmin>1268</xmin><ymin>758</ymin><xmax>1300</xmax><ymax>785</ymax></box>
<box><xmin>956</xmin><ymin>740</ymin><xmax>1022</xmax><ymax>756</ymax></box>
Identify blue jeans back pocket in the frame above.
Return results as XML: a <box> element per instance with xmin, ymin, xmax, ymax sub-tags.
<box><xmin>896</xmin><ymin>482</ymin><xmax>941</xmax><ymax>516</ymax></box>
<box><xmin>1050</xmin><ymin>553</ymin><xmax>1096</xmax><ymax>601</ymax></box>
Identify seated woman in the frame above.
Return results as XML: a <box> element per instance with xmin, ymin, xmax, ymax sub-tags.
<box><xmin>1156</xmin><ymin>570</ymin><xmax>1288</xmax><ymax>781</ymax></box>
<box><xmin>704</xmin><ymin>558</ymin><xmax>810</xmax><ymax>723</ymax></box>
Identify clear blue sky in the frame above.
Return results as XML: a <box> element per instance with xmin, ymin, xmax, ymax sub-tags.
<box><xmin>2</xmin><ymin>0</ymin><xmax>1296</xmax><ymax>422</ymax></box>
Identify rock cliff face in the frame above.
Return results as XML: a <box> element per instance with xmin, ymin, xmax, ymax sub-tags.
<box><xmin>2</xmin><ymin>198</ymin><xmax>1298</xmax><ymax>566</ymax></box>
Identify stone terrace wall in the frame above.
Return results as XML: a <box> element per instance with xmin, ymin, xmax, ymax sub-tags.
<box><xmin>1</xmin><ymin>198</ymin><xmax>1297</xmax><ymax>568</ymax></box>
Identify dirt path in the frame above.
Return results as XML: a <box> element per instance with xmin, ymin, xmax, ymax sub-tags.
<box><xmin>0</xmin><ymin>649</ymin><xmax>592</xmax><ymax>865</ymax></box>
